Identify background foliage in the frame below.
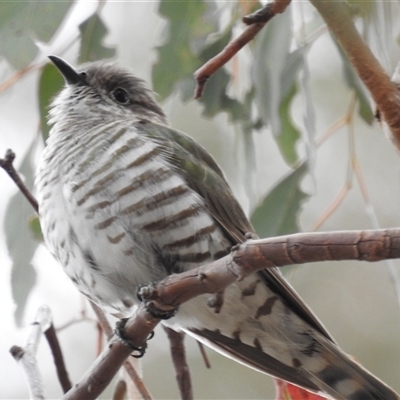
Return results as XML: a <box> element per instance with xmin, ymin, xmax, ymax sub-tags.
<box><xmin>1</xmin><ymin>1</ymin><xmax>400</xmax><ymax>398</ymax></box>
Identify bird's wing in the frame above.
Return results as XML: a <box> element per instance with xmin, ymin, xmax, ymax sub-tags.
<box><xmin>138</xmin><ymin>121</ymin><xmax>333</xmax><ymax>341</ymax></box>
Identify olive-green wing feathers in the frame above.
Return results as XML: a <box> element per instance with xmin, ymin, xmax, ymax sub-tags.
<box><xmin>138</xmin><ymin>121</ymin><xmax>333</xmax><ymax>341</ymax></box>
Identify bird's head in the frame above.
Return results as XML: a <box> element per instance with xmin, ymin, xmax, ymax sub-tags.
<box><xmin>48</xmin><ymin>56</ymin><xmax>166</xmax><ymax>126</ymax></box>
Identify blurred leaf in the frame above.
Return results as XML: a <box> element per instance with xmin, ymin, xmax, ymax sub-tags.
<box><xmin>38</xmin><ymin>63</ymin><xmax>65</xmax><ymax>141</ymax></box>
<box><xmin>0</xmin><ymin>1</ymin><xmax>73</xmax><ymax>69</ymax></box>
<box><xmin>252</xmin><ymin>12</ymin><xmax>304</xmax><ymax>164</ymax></box>
<box><xmin>4</xmin><ymin>142</ymin><xmax>39</xmax><ymax>326</ymax></box>
<box><xmin>252</xmin><ymin>11</ymin><xmax>292</xmax><ymax>135</ymax></box>
<box><xmin>78</xmin><ymin>12</ymin><xmax>116</xmax><ymax>63</ymax></box>
<box><xmin>153</xmin><ymin>0</ymin><xmax>217</xmax><ymax>99</ymax></box>
<box><xmin>250</xmin><ymin>163</ymin><xmax>308</xmax><ymax>238</ymax></box>
<box><xmin>338</xmin><ymin>46</ymin><xmax>374</xmax><ymax>124</ymax></box>
<box><xmin>277</xmin><ymin>84</ymin><xmax>301</xmax><ymax>166</ymax></box>
<box><xmin>299</xmin><ymin>52</ymin><xmax>316</xmax><ymax>168</ymax></box>
<box><xmin>28</xmin><ymin>215</ymin><xmax>43</xmax><ymax>243</ymax></box>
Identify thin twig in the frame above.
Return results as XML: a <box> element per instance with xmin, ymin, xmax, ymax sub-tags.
<box><xmin>124</xmin><ymin>358</ymin><xmax>153</xmax><ymax>400</ymax></box>
<box><xmin>90</xmin><ymin>301</ymin><xmax>153</xmax><ymax>400</ymax></box>
<box><xmin>193</xmin><ymin>0</ymin><xmax>291</xmax><ymax>98</ymax></box>
<box><xmin>0</xmin><ymin>149</ymin><xmax>38</xmax><ymax>212</ymax></box>
<box><xmin>44</xmin><ymin>323</ymin><xmax>72</xmax><ymax>393</ymax></box>
<box><xmin>311</xmin><ymin>96</ymin><xmax>357</xmax><ymax>230</ymax></box>
<box><xmin>112</xmin><ymin>379</ymin><xmax>127</xmax><ymax>400</ymax></box>
<box><xmin>164</xmin><ymin>327</ymin><xmax>193</xmax><ymax>400</ymax></box>
<box><xmin>10</xmin><ymin>306</ymin><xmax>52</xmax><ymax>400</ymax></box>
<box><xmin>0</xmin><ymin>65</ymin><xmax>36</xmax><ymax>93</ymax></box>
<box><xmin>197</xmin><ymin>341</ymin><xmax>211</xmax><ymax>369</ymax></box>
<box><xmin>90</xmin><ymin>301</ymin><xmax>113</xmax><ymax>338</ymax></box>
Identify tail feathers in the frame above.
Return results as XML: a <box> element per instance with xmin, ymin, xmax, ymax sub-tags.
<box><xmin>302</xmin><ymin>333</ymin><xmax>399</xmax><ymax>400</ymax></box>
<box><xmin>188</xmin><ymin>327</ymin><xmax>399</xmax><ymax>400</ymax></box>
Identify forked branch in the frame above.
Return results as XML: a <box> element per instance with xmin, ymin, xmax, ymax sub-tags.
<box><xmin>62</xmin><ymin>228</ymin><xmax>400</xmax><ymax>400</ymax></box>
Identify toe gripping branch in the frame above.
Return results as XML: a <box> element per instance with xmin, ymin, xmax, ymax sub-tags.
<box><xmin>114</xmin><ymin>283</ymin><xmax>178</xmax><ymax>357</ymax></box>
<box><xmin>114</xmin><ymin>318</ymin><xmax>155</xmax><ymax>358</ymax></box>
<box><xmin>138</xmin><ymin>282</ymin><xmax>179</xmax><ymax>320</ymax></box>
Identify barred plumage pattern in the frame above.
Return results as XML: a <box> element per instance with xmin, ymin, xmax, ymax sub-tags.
<box><xmin>36</xmin><ymin>57</ymin><xmax>399</xmax><ymax>400</ymax></box>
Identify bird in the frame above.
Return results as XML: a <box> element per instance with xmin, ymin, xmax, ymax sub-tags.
<box><xmin>35</xmin><ymin>55</ymin><xmax>398</xmax><ymax>400</ymax></box>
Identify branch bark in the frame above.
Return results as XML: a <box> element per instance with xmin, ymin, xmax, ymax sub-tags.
<box><xmin>164</xmin><ymin>327</ymin><xmax>193</xmax><ymax>400</ymax></box>
<box><xmin>10</xmin><ymin>306</ymin><xmax>52</xmax><ymax>400</ymax></box>
<box><xmin>62</xmin><ymin>228</ymin><xmax>400</xmax><ymax>400</ymax></box>
<box><xmin>44</xmin><ymin>323</ymin><xmax>72</xmax><ymax>393</ymax></box>
<box><xmin>309</xmin><ymin>0</ymin><xmax>400</xmax><ymax>147</ymax></box>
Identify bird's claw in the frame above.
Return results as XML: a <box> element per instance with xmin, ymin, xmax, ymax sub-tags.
<box><xmin>114</xmin><ymin>318</ymin><xmax>155</xmax><ymax>357</ymax></box>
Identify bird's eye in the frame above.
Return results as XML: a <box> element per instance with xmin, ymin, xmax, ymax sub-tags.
<box><xmin>80</xmin><ymin>72</ymin><xmax>87</xmax><ymax>80</ymax></box>
<box><xmin>113</xmin><ymin>88</ymin><xmax>129</xmax><ymax>104</ymax></box>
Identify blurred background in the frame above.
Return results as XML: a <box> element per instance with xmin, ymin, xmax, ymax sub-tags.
<box><xmin>1</xmin><ymin>1</ymin><xmax>400</xmax><ymax>399</ymax></box>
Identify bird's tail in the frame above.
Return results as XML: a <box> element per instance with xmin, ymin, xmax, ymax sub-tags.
<box><xmin>301</xmin><ymin>332</ymin><xmax>398</xmax><ymax>400</ymax></box>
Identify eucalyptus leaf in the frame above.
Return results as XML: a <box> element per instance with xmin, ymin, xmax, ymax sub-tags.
<box><xmin>78</xmin><ymin>12</ymin><xmax>116</xmax><ymax>63</ymax></box>
<box><xmin>28</xmin><ymin>215</ymin><xmax>43</xmax><ymax>243</ymax></box>
<box><xmin>338</xmin><ymin>45</ymin><xmax>374</xmax><ymax>125</ymax></box>
<box><xmin>38</xmin><ymin>63</ymin><xmax>65</xmax><ymax>142</ymax></box>
<box><xmin>277</xmin><ymin>84</ymin><xmax>301</xmax><ymax>166</ymax></box>
<box><xmin>153</xmin><ymin>0</ymin><xmax>217</xmax><ymax>99</ymax></box>
<box><xmin>252</xmin><ymin>11</ymin><xmax>292</xmax><ymax>135</ymax></box>
<box><xmin>0</xmin><ymin>1</ymin><xmax>73</xmax><ymax>69</ymax></box>
<box><xmin>4</xmin><ymin>142</ymin><xmax>40</xmax><ymax>326</ymax></box>
<box><xmin>250</xmin><ymin>163</ymin><xmax>308</xmax><ymax>238</ymax></box>
<box><xmin>252</xmin><ymin>12</ymin><xmax>304</xmax><ymax>165</ymax></box>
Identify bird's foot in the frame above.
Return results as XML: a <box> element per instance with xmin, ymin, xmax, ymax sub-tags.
<box><xmin>114</xmin><ymin>318</ymin><xmax>155</xmax><ymax>358</ymax></box>
<box><xmin>138</xmin><ymin>283</ymin><xmax>179</xmax><ymax>320</ymax></box>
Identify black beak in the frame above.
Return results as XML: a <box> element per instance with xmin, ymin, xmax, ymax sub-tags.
<box><xmin>48</xmin><ymin>55</ymin><xmax>84</xmax><ymax>85</ymax></box>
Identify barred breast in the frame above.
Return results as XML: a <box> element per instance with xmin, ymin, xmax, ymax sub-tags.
<box><xmin>36</xmin><ymin>118</ymin><xmax>232</xmax><ymax>315</ymax></box>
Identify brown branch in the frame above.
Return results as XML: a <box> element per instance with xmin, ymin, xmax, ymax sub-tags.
<box><xmin>193</xmin><ymin>0</ymin><xmax>291</xmax><ymax>99</ymax></box>
<box><xmin>62</xmin><ymin>309</ymin><xmax>159</xmax><ymax>400</ymax></box>
<box><xmin>164</xmin><ymin>327</ymin><xmax>193</xmax><ymax>400</ymax></box>
<box><xmin>89</xmin><ymin>301</ymin><xmax>153</xmax><ymax>400</ymax></box>
<box><xmin>123</xmin><ymin>358</ymin><xmax>153</xmax><ymax>400</ymax></box>
<box><xmin>0</xmin><ymin>64</ymin><xmax>36</xmax><ymax>93</ymax></box>
<box><xmin>112</xmin><ymin>379</ymin><xmax>127</xmax><ymax>400</ymax></box>
<box><xmin>62</xmin><ymin>228</ymin><xmax>400</xmax><ymax>400</ymax></box>
<box><xmin>44</xmin><ymin>323</ymin><xmax>72</xmax><ymax>393</ymax></box>
<box><xmin>0</xmin><ymin>149</ymin><xmax>38</xmax><ymax>213</ymax></box>
<box><xmin>308</xmin><ymin>0</ymin><xmax>400</xmax><ymax>147</ymax></box>
<box><xmin>197</xmin><ymin>341</ymin><xmax>211</xmax><ymax>369</ymax></box>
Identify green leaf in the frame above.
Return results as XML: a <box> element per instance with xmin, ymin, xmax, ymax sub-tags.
<box><xmin>338</xmin><ymin>46</ymin><xmax>374</xmax><ymax>125</ymax></box>
<box><xmin>28</xmin><ymin>215</ymin><xmax>43</xmax><ymax>243</ymax></box>
<box><xmin>38</xmin><ymin>63</ymin><xmax>65</xmax><ymax>141</ymax></box>
<box><xmin>4</xmin><ymin>141</ymin><xmax>40</xmax><ymax>326</ymax></box>
<box><xmin>153</xmin><ymin>0</ymin><xmax>217</xmax><ymax>99</ymax></box>
<box><xmin>252</xmin><ymin>12</ymin><xmax>305</xmax><ymax>164</ymax></box>
<box><xmin>78</xmin><ymin>12</ymin><xmax>116</xmax><ymax>63</ymax></box>
<box><xmin>0</xmin><ymin>1</ymin><xmax>73</xmax><ymax>69</ymax></box>
<box><xmin>277</xmin><ymin>84</ymin><xmax>301</xmax><ymax>166</ymax></box>
<box><xmin>252</xmin><ymin>11</ymin><xmax>293</xmax><ymax>135</ymax></box>
<box><xmin>250</xmin><ymin>163</ymin><xmax>308</xmax><ymax>238</ymax></box>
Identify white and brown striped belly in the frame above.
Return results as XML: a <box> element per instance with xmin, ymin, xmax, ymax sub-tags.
<box><xmin>36</xmin><ymin>121</ymin><xmax>231</xmax><ymax>315</ymax></box>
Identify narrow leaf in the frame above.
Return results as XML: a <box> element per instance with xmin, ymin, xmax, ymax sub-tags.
<box><xmin>338</xmin><ymin>45</ymin><xmax>374</xmax><ymax>125</ymax></box>
<box><xmin>78</xmin><ymin>12</ymin><xmax>116</xmax><ymax>63</ymax></box>
<box><xmin>4</xmin><ymin>141</ymin><xmax>40</xmax><ymax>326</ymax></box>
<box><xmin>38</xmin><ymin>63</ymin><xmax>65</xmax><ymax>141</ymax></box>
<box><xmin>277</xmin><ymin>84</ymin><xmax>301</xmax><ymax>166</ymax></box>
<box><xmin>153</xmin><ymin>0</ymin><xmax>217</xmax><ymax>99</ymax></box>
<box><xmin>0</xmin><ymin>1</ymin><xmax>73</xmax><ymax>69</ymax></box>
<box><xmin>250</xmin><ymin>163</ymin><xmax>308</xmax><ymax>238</ymax></box>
